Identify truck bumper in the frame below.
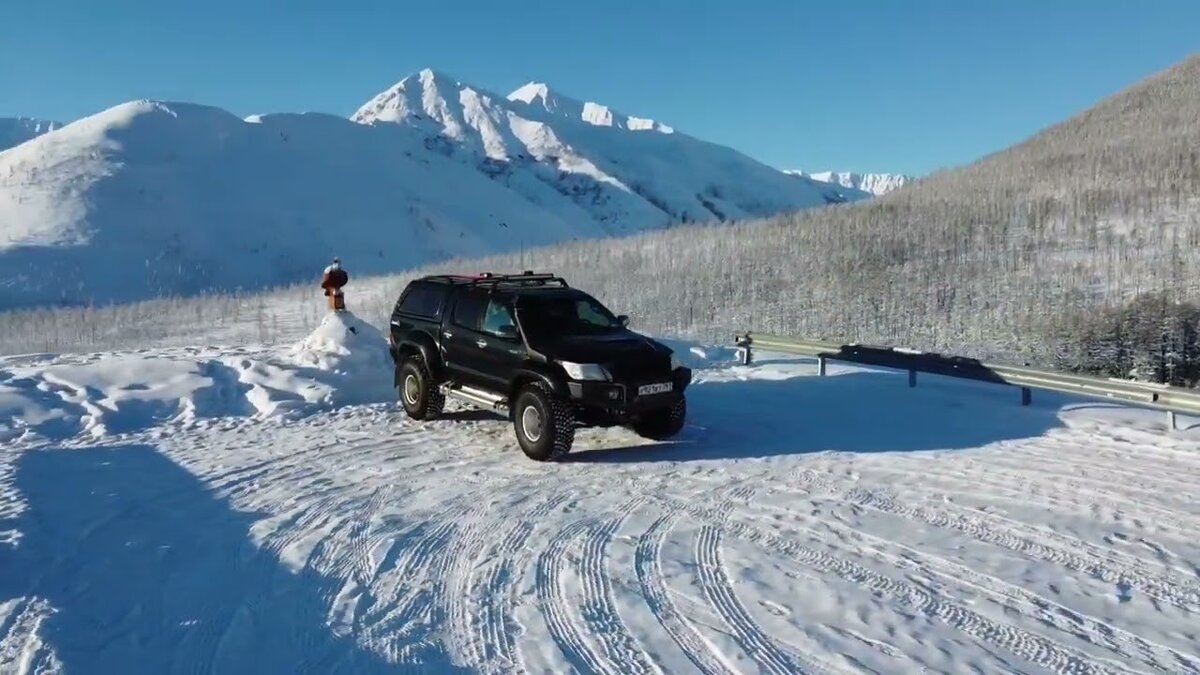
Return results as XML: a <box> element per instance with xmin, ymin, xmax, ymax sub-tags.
<box><xmin>566</xmin><ymin>367</ymin><xmax>692</xmax><ymax>413</ymax></box>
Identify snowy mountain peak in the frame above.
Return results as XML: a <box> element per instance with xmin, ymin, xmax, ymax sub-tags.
<box><xmin>508</xmin><ymin>82</ymin><xmax>553</xmax><ymax>107</ymax></box>
<box><xmin>0</xmin><ymin>72</ymin><xmax>864</xmax><ymax>310</ymax></box>
<box><xmin>785</xmin><ymin>170</ymin><xmax>913</xmax><ymax>196</ymax></box>
<box><xmin>350</xmin><ymin>68</ymin><xmax>504</xmax><ymax>129</ymax></box>
<box><xmin>508</xmin><ymin>81</ymin><xmax>673</xmax><ymax>133</ymax></box>
<box><xmin>0</xmin><ymin>116</ymin><xmax>65</xmax><ymax>152</ymax></box>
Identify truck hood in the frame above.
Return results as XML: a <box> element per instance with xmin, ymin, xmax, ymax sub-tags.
<box><xmin>529</xmin><ymin>330</ymin><xmax>670</xmax><ymax>366</ymax></box>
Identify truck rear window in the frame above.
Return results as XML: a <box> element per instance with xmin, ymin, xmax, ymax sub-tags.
<box><xmin>396</xmin><ymin>283</ymin><xmax>446</xmax><ymax>319</ymax></box>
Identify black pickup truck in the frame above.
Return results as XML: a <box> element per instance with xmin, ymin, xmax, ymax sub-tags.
<box><xmin>387</xmin><ymin>271</ymin><xmax>692</xmax><ymax>460</ymax></box>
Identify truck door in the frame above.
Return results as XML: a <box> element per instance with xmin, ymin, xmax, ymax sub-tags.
<box><xmin>443</xmin><ymin>287</ymin><xmax>490</xmax><ymax>387</ymax></box>
<box><xmin>476</xmin><ymin>295</ymin><xmax>526</xmax><ymax>389</ymax></box>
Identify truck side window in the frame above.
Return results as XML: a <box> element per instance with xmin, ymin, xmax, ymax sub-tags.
<box><xmin>396</xmin><ymin>282</ymin><xmax>446</xmax><ymax>319</ymax></box>
<box><xmin>451</xmin><ymin>289</ymin><xmax>487</xmax><ymax>330</ymax></box>
<box><xmin>481</xmin><ymin>298</ymin><xmax>517</xmax><ymax>338</ymax></box>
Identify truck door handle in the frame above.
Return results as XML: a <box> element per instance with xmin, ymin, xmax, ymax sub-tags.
<box><xmin>443</xmin><ymin>331</ymin><xmax>453</xmax><ymax>339</ymax></box>
<box><xmin>475</xmin><ymin>339</ymin><xmax>488</xmax><ymax>348</ymax></box>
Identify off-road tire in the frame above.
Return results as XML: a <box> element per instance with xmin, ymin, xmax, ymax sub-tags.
<box><xmin>512</xmin><ymin>381</ymin><xmax>575</xmax><ymax>461</ymax></box>
<box><xmin>631</xmin><ymin>397</ymin><xmax>687</xmax><ymax>440</ymax></box>
<box><xmin>398</xmin><ymin>355</ymin><xmax>444</xmax><ymax>420</ymax></box>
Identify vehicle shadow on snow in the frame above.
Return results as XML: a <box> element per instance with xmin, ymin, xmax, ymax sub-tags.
<box><xmin>0</xmin><ymin>444</ymin><xmax>468</xmax><ymax>675</ymax></box>
<box><xmin>566</xmin><ymin>368</ymin><xmax>1067</xmax><ymax>463</ymax></box>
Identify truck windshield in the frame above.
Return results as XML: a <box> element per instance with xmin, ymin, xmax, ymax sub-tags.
<box><xmin>517</xmin><ymin>294</ymin><xmax>622</xmax><ymax>338</ymax></box>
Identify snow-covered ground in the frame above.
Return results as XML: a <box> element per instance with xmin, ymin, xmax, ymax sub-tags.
<box><xmin>2</xmin><ymin>311</ymin><xmax>1198</xmax><ymax>674</ymax></box>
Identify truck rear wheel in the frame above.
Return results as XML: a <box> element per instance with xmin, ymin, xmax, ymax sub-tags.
<box><xmin>513</xmin><ymin>382</ymin><xmax>574</xmax><ymax>461</ymax></box>
<box><xmin>631</xmin><ymin>397</ymin><xmax>686</xmax><ymax>440</ymax></box>
<box><xmin>398</xmin><ymin>356</ymin><xmax>444</xmax><ymax>420</ymax></box>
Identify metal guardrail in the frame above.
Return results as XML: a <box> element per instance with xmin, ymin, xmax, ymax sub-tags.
<box><xmin>733</xmin><ymin>332</ymin><xmax>1200</xmax><ymax>432</ymax></box>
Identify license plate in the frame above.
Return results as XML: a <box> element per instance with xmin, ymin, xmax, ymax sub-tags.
<box><xmin>638</xmin><ymin>382</ymin><xmax>673</xmax><ymax>395</ymax></box>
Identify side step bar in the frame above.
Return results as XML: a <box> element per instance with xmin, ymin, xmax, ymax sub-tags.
<box><xmin>441</xmin><ymin>383</ymin><xmax>508</xmax><ymax>411</ymax></box>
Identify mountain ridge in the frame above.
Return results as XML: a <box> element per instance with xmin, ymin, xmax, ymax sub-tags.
<box><xmin>0</xmin><ymin>117</ymin><xmax>64</xmax><ymax>152</ymax></box>
<box><xmin>785</xmin><ymin>170</ymin><xmax>913</xmax><ymax>196</ymax></box>
<box><xmin>0</xmin><ymin>70</ymin><xmax>861</xmax><ymax>310</ymax></box>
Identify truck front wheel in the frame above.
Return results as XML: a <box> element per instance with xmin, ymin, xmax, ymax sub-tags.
<box><xmin>513</xmin><ymin>382</ymin><xmax>575</xmax><ymax>461</ymax></box>
<box><xmin>631</xmin><ymin>397</ymin><xmax>687</xmax><ymax>440</ymax></box>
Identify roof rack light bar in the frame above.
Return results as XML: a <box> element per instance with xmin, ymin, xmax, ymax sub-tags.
<box><xmin>468</xmin><ymin>271</ymin><xmax>569</xmax><ymax>288</ymax></box>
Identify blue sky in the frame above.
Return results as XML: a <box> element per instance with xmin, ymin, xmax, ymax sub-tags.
<box><xmin>2</xmin><ymin>1</ymin><xmax>1197</xmax><ymax>175</ymax></box>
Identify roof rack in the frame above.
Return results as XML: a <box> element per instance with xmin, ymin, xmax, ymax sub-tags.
<box><xmin>422</xmin><ymin>271</ymin><xmax>569</xmax><ymax>288</ymax></box>
<box><xmin>469</xmin><ymin>271</ymin><xmax>569</xmax><ymax>289</ymax></box>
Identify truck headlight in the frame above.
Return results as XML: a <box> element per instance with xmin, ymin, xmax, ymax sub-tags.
<box><xmin>559</xmin><ymin>361</ymin><xmax>611</xmax><ymax>381</ymax></box>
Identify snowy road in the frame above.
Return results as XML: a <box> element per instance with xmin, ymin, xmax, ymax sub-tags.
<box><xmin>2</xmin><ymin>321</ymin><xmax>1199</xmax><ymax>673</ymax></box>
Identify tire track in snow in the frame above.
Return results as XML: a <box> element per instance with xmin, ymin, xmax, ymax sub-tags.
<box><xmin>360</xmin><ymin>519</ymin><xmax>460</xmax><ymax>663</ymax></box>
<box><xmin>1054</xmin><ymin>426</ymin><xmax>1200</xmax><ymax>474</ymax></box>
<box><xmin>316</xmin><ymin>483</ymin><xmax>391</xmax><ymax>586</ymax></box>
<box><xmin>458</xmin><ymin>491</ymin><xmax>573</xmax><ymax>675</ymax></box>
<box><xmin>972</xmin><ymin>450</ymin><xmax>1200</xmax><ymax>515</ymax></box>
<box><xmin>535</xmin><ymin>497</ymin><xmax>653</xmax><ymax>675</ymax></box>
<box><xmin>778</xmin><ymin>466</ymin><xmax>1200</xmax><ymax>613</ymax></box>
<box><xmin>882</xmin><ymin>541</ymin><xmax>1200</xmax><ymax>674</ymax></box>
<box><xmin>663</xmin><ymin>494</ymin><xmax>1137</xmax><ymax>675</ymax></box>
<box><xmin>745</xmin><ymin>496</ymin><xmax>1200</xmax><ymax>674</ymax></box>
<box><xmin>360</xmin><ymin>475</ymin><xmax>531</xmax><ymax>666</ymax></box>
<box><xmin>838</xmin><ymin>484</ymin><xmax>1200</xmax><ymax>613</ymax></box>
<box><xmin>638</xmin><ymin>475</ymin><xmax>844</xmax><ymax>672</ymax></box>
<box><xmin>868</xmin><ymin>458</ymin><xmax>1200</xmax><ymax>547</ymax></box>
<box><xmin>173</xmin><ymin>505</ymin><xmax>266</xmax><ymax>675</ymax></box>
<box><xmin>436</xmin><ymin>486</ymin><xmax>541</xmax><ymax>674</ymax></box>
<box><xmin>1001</xmin><ymin>442</ymin><xmax>1200</xmax><ymax>494</ymax></box>
<box><xmin>536</xmin><ymin>519</ymin><xmax>604</xmax><ymax>674</ymax></box>
<box><xmin>574</xmin><ymin>499</ymin><xmax>662</xmax><ymax>675</ymax></box>
<box><xmin>635</xmin><ymin>512</ymin><xmax>740</xmax><ymax>675</ymax></box>
<box><xmin>694</xmin><ymin>524</ymin><xmax>815</xmax><ymax>675</ymax></box>
<box><xmin>295</xmin><ymin>482</ymin><xmax>393</xmax><ymax>656</ymax></box>
<box><xmin>700</xmin><ymin>482</ymin><xmax>849</xmax><ymax>672</ymax></box>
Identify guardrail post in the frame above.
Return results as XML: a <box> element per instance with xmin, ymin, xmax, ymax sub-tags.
<box><xmin>817</xmin><ymin>356</ymin><xmax>827</xmax><ymax>376</ymax></box>
<box><xmin>1021</xmin><ymin>387</ymin><xmax>1032</xmax><ymax>406</ymax></box>
<box><xmin>734</xmin><ymin>333</ymin><xmax>753</xmax><ymax>366</ymax></box>
<box><xmin>908</xmin><ymin>370</ymin><xmax>917</xmax><ymax>388</ymax></box>
<box><xmin>1168</xmin><ymin>411</ymin><xmax>1178</xmax><ymax>432</ymax></box>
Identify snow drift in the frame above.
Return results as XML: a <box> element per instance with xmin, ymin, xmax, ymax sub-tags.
<box><xmin>0</xmin><ymin>310</ymin><xmax>397</xmax><ymax>441</ymax></box>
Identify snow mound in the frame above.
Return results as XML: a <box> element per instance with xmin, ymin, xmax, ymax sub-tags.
<box><xmin>0</xmin><ymin>353</ymin><xmax>233</xmax><ymax>441</ymax></box>
<box><xmin>287</xmin><ymin>311</ymin><xmax>390</xmax><ymax>373</ymax></box>
<box><xmin>267</xmin><ymin>311</ymin><xmax>395</xmax><ymax>411</ymax></box>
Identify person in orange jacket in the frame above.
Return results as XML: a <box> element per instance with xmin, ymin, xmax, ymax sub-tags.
<box><xmin>320</xmin><ymin>257</ymin><xmax>349</xmax><ymax>311</ymax></box>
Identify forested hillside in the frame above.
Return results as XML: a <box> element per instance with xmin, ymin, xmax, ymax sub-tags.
<box><xmin>414</xmin><ymin>54</ymin><xmax>1200</xmax><ymax>381</ymax></box>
